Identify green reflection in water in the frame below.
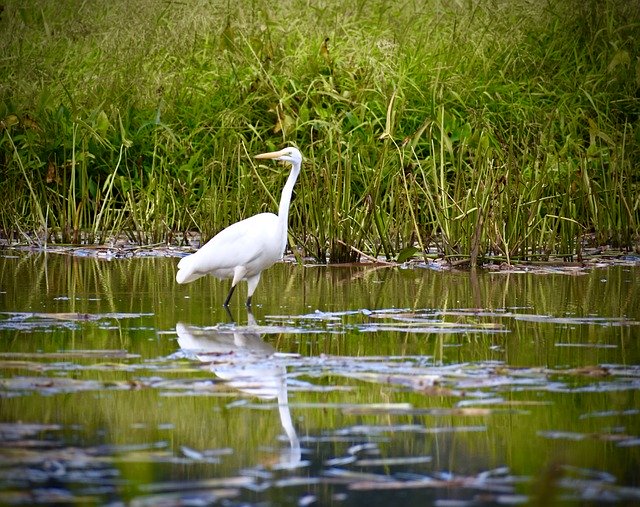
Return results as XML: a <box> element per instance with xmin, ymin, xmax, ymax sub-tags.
<box><xmin>0</xmin><ymin>253</ymin><xmax>639</xmax><ymax>505</ymax></box>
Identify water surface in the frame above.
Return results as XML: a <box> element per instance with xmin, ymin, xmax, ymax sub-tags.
<box><xmin>1</xmin><ymin>252</ymin><xmax>639</xmax><ymax>505</ymax></box>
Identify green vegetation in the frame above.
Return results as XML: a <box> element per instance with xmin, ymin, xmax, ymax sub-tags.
<box><xmin>1</xmin><ymin>0</ymin><xmax>639</xmax><ymax>264</ymax></box>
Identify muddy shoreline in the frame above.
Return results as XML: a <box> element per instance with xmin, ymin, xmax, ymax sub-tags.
<box><xmin>2</xmin><ymin>241</ymin><xmax>639</xmax><ymax>276</ymax></box>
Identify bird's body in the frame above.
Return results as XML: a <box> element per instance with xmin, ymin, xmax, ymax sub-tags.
<box><xmin>176</xmin><ymin>212</ymin><xmax>285</xmax><ymax>296</ymax></box>
<box><xmin>176</xmin><ymin>147</ymin><xmax>302</xmax><ymax>307</ymax></box>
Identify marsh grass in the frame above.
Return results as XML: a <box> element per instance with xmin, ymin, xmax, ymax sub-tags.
<box><xmin>1</xmin><ymin>0</ymin><xmax>638</xmax><ymax>263</ymax></box>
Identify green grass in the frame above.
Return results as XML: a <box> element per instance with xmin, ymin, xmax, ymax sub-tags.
<box><xmin>1</xmin><ymin>0</ymin><xmax>639</xmax><ymax>263</ymax></box>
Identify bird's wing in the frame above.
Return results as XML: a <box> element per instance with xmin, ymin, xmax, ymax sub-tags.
<box><xmin>204</xmin><ymin>213</ymin><xmax>279</xmax><ymax>264</ymax></box>
<box><xmin>177</xmin><ymin>213</ymin><xmax>281</xmax><ymax>281</ymax></box>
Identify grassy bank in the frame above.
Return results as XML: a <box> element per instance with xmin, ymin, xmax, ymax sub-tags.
<box><xmin>1</xmin><ymin>0</ymin><xmax>639</xmax><ymax>264</ymax></box>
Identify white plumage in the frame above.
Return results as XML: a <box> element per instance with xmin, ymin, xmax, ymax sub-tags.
<box><xmin>176</xmin><ymin>147</ymin><xmax>302</xmax><ymax>307</ymax></box>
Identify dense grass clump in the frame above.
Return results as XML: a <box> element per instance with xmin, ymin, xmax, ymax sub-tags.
<box><xmin>1</xmin><ymin>0</ymin><xmax>639</xmax><ymax>263</ymax></box>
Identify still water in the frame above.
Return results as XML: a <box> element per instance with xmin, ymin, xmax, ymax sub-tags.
<box><xmin>0</xmin><ymin>252</ymin><xmax>639</xmax><ymax>505</ymax></box>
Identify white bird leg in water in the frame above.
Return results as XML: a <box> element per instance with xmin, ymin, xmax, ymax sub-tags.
<box><xmin>175</xmin><ymin>147</ymin><xmax>303</xmax><ymax>308</ymax></box>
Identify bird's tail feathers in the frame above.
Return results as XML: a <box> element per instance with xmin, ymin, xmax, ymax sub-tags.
<box><xmin>176</xmin><ymin>269</ymin><xmax>205</xmax><ymax>284</ymax></box>
<box><xmin>176</xmin><ymin>255</ymin><xmax>204</xmax><ymax>284</ymax></box>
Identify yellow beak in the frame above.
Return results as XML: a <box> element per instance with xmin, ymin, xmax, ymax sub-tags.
<box><xmin>254</xmin><ymin>148</ymin><xmax>288</xmax><ymax>160</ymax></box>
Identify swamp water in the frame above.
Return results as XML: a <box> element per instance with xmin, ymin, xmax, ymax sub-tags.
<box><xmin>0</xmin><ymin>252</ymin><xmax>639</xmax><ymax>506</ymax></box>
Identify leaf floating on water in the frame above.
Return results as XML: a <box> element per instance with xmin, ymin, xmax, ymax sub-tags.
<box><xmin>538</xmin><ymin>430</ymin><xmax>639</xmax><ymax>444</ymax></box>
<box><xmin>138</xmin><ymin>476</ymin><xmax>255</xmax><ymax>493</ymax></box>
<box><xmin>516</xmin><ymin>314</ymin><xmax>639</xmax><ymax>326</ymax></box>
<box><xmin>0</xmin><ymin>376</ymin><xmax>158</xmax><ymax>395</ymax></box>
<box><xmin>561</xmin><ymin>365</ymin><xmax>611</xmax><ymax>377</ymax></box>
<box><xmin>265</xmin><ymin>308</ymin><xmax>510</xmax><ymax>335</ymax></box>
<box><xmin>0</xmin><ymin>311</ymin><xmax>93</xmax><ymax>322</ymax></box>
<box><xmin>456</xmin><ymin>397</ymin><xmax>506</xmax><ymax>407</ymax></box>
<box><xmin>0</xmin><ymin>350</ymin><xmax>140</xmax><ymax>360</ymax></box>
<box><xmin>561</xmin><ymin>464</ymin><xmax>617</xmax><ymax>483</ymax></box>
<box><xmin>324</xmin><ymin>467</ymin><xmax>394</xmax><ymax>482</ymax></box>
<box><xmin>180</xmin><ymin>445</ymin><xmax>204</xmax><ymax>460</ymax></box>
<box><xmin>347</xmin><ymin>469</ymin><xmax>518</xmax><ymax>494</ymax></box>
<box><xmin>430</xmin><ymin>310</ymin><xmax>640</xmax><ymax>328</ymax></box>
<box><xmin>298</xmin><ymin>493</ymin><xmax>319</xmax><ymax>507</ymax></box>
<box><xmin>323</xmin><ymin>370</ymin><xmax>441</xmax><ymax>391</ymax></box>
<box><xmin>92</xmin><ymin>441</ymin><xmax>169</xmax><ymax>456</ymax></box>
<box><xmin>0</xmin><ymin>422</ymin><xmax>62</xmax><ymax>440</ymax></box>
<box><xmin>25</xmin><ymin>311</ymin><xmax>153</xmax><ymax>321</ymax></box>
<box><xmin>555</xmin><ymin>343</ymin><xmax>618</xmax><ymax>349</ymax></box>
<box><xmin>537</xmin><ymin>430</ymin><xmax>587</xmax><ymax>441</ymax></box>
<box><xmin>579</xmin><ymin>408</ymin><xmax>640</xmax><ymax>419</ymax></box>
<box><xmin>0</xmin><ymin>311</ymin><xmax>154</xmax><ymax>331</ymax></box>
<box><xmin>0</xmin><ymin>360</ymin><xmax>45</xmax><ymax>372</ymax></box>
<box><xmin>340</xmin><ymin>403</ymin><xmax>413</xmax><ymax>415</ymax></box>
<box><xmin>38</xmin><ymin>312</ymin><xmax>101</xmax><ymax>321</ymax></box>
<box><xmin>129</xmin><ymin>489</ymin><xmax>240</xmax><ymax>507</ymax></box>
<box><xmin>347</xmin><ymin>442</ymin><xmax>380</xmax><ymax>457</ymax></box>
<box><xmin>617</xmin><ymin>439</ymin><xmax>640</xmax><ymax>447</ymax></box>
<box><xmin>335</xmin><ymin>424</ymin><xmax>486</xmax><ymax>437</ymax></box>
<box><xmin>117</xmin><ymin>450</ymin><xmax>190</xmax><ymax>464</ymax></box>
<box><xmin>348</xmin><ymin>476</ymin><xmax>455</xmax><ymax>491</ymax></box>
<box><xmin>324</xmin><ymin>455</ymin><xmax>358</xmax><ymax>466</ymax></box>
<box><xmin>273</xmin><ymin>476</ymin><xmax>339</xmax><ymax>488</ymax></box>
<box><xmin>355</xmin><ymin>456</ymin><xmax>433</xmax><ymax>467</ymax></box>
<box><xmin>435</xmin><ymin>407</ymin><xmax>498</xmax><ymax>416</ymax></box>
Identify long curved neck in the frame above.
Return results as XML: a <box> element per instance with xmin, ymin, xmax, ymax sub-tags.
<box><xmin>278</xmin><ymin>161</ymin><xmax>301</xmax><ymax>225</ymax></box>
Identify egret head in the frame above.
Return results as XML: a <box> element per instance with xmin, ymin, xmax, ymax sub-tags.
<box><xmin>254</xmin><ymin>146</ymin><xmax>302</xmax><ymax>167</ymax></box>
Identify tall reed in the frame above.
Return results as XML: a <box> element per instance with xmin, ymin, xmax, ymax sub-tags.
<box><xmin>1</xmin><ymin>0</ymin><xmax>638</xmax><ymax>262</ymax></box>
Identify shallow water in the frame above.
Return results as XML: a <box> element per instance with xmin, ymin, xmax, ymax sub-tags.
<box><xmin>0</xmin><ymin>252</ymin><xmax>639</xmax><ymax>505</ymax></box>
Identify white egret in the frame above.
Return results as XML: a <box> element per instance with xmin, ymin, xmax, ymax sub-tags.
<box><xmin>175</xmin><ymin>146</ymin><xmax>302</xmax><ymax>307</ymax></box>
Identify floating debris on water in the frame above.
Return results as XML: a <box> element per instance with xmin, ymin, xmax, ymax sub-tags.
<box><xmin>1</xmin><ymin>255</ymin><xmax>638</xmax><ymax>505</ymax></box>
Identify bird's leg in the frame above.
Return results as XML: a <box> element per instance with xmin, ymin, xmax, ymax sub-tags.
<box><xmin>223</xmin><ymin>305</ymin><xmax>234</xmax><ymax>321</ymax></box>
<box><xmin>226</xmin><ymin>266</ymin><xmax>247</xmax><ymax>308</ymax></box>
<box><xmin>223</xmin><ymin>284</ymin><xmax>236</xmax><ymax>307</ymax></box>
<box><xmin>245</xmin><ymin>273</ymin><xmax>260</xmax><ymax>310</ymax></box>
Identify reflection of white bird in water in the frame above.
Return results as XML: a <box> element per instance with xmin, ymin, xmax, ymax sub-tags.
<box><xmin>175</xmin><ymin>147</ymin><xmax>303</xmax><ymax>308</ymax></box>
<box><xmin>176</xmin><ymin>313</ymin><xmax>301</xmax><ymax>466</ymax></box>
